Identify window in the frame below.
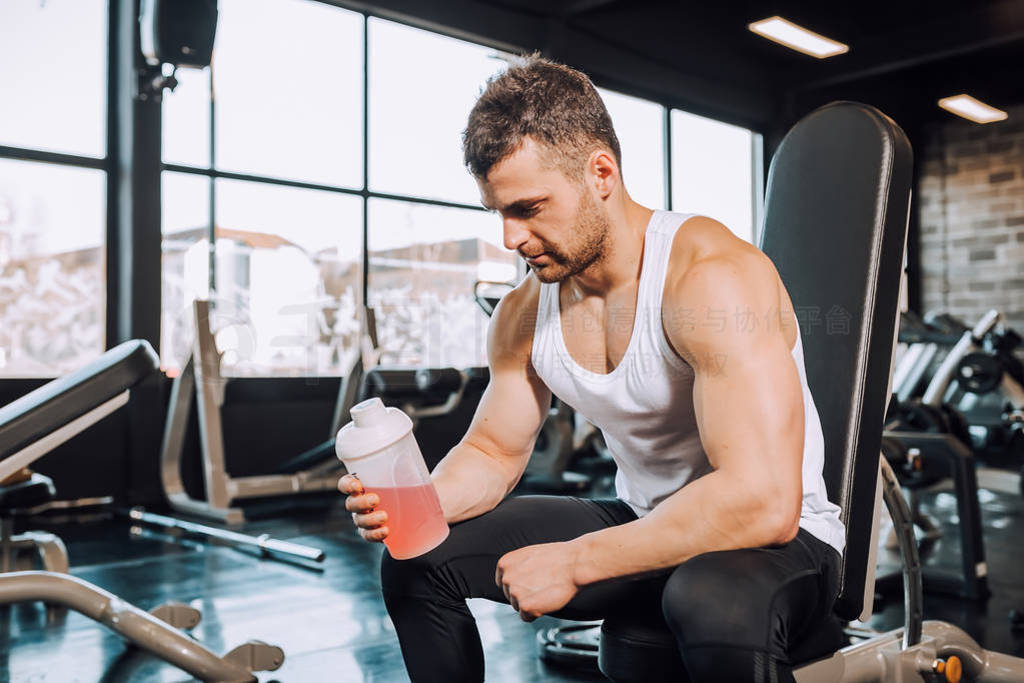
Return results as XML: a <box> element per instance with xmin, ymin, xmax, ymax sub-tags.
<box><xmin>368</xmin><ymin>19</ymin><xmax>506</xmax><ymax>205</ymax></box>
<box><xmin>160</xmin><ymin>0</ymin><xmax>365</xmax><ymax>376</ymax></box>
<box><xmin>671</xmin><ymin>109</ymin><xmax>760</xmax><ymax>243</ymax></box>
<box><xmin>0</xmin><ymin>0</ymin><xmax>108</xmax><ymax>378</ymax></box>
<box><xmin>214</xmin><ymin>180</ymin><xmax>362</xmax><ymax>376</ymax></box>
<box><xmin>0</xmin><ymin>0</ymin><xmax>107</xmax><ymax>157</ymax></box>
<box><xmin>163</xmin><ymin>67</ymin><xmax>211</xmax><ymax>169</ymax></box>
<box><xmin>161</xmin><ymin>172</ymin><xmax>211</xmax><ymax>372</ymax></box>
<box><xmin>598</xmin><ymin>88</ymin><xmax>666</xmax><ymax>210</ymax></box>
<box><xmin>368</xmin><ymin>199</ymin><xmax>513</xmax><ymax>368</ymax></box>
<box><xmin>158</xmin><ymin>2</ymin><xmax>763</xmax><ymax>376</ymax></box>
<box><xmin>214</xmin><ymin>0</ymin><xmax>363</xmax><ymax>188</ymax></box>
<box><xmin>0</xmin><ymin>160</ymin><xmax>106</xmax><ymax>376</ymax></box>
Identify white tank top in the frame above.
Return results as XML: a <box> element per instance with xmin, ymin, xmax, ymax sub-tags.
<box><xmin>530</xmin><ymin>210</ymin><xmax>846</xmax><ymax>554</ymax></box>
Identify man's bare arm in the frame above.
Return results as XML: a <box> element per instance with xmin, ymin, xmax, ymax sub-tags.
<box><xmin>568</xmin><ymin>248</ymin><xmax>805</xmax><ymax>585</ymax></box>
<box><xmin>431</xmin><ymin>277</ymin><xmax>552</xmax><ymax>524</ymax></box>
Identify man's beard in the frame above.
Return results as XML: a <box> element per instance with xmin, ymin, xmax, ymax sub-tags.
<box><xmin>530</xmin><ymin>190</ymin><xmax>611</xmax><ymax>284</ymax></box>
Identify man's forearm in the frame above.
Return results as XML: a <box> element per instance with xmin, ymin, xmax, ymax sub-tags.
<box><xmin>570</xmin><ymin>470</ymin><xmax>800</xmax><ymax>586</ymax></box>
<box><xmin>430</xmin><ymin>442</ymin><xmax>520</xmax><ymax>524</ymax></box>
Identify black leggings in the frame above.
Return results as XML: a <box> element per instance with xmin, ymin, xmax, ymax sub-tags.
<box><xmin>380</xmin><ymin>495</ymin><xmax>841</xmax><ymax>683</ymax></box>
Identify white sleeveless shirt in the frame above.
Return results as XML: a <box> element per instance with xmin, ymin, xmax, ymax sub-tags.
<box><xmin>529</xmin><ymin>210</ymin><xmax>846</xmax><ymax>554</ymax></box>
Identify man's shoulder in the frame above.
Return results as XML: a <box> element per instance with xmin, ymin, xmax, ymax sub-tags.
<box><xmin>490</xmin><ymin>273</ymin><xmax>542</xmax><ymax>351</ymax></box>
<box><xmin>665</xmin><ymin>215</ymin><xmax>774</xmax><ymax>299</ymax></box>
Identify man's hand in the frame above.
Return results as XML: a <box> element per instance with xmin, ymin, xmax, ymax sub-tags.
<box><xmin>339</xmin><ymin>473</ymin><xmax>389</xmax><ymax>543</ymax></box>
<box><xmin>494</xmin><ymin>541</ymin><xmax>581</xmax><ymax>621</ymax></box>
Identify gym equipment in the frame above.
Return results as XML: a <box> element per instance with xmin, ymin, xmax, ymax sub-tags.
<box><xmin>545</xmin><ymin>102</ymin><xmax>1024</xmax><ymax>682</ymax></box>
<box><xmin>127</xmin><ymin>507</ymin><xmax>325</xmax><ymax>564</ymax></box>
<box><xmin>0</xmin><ymin>340</ymin><xmax>283</xmax><ymax>682</ymax></box>
<box><xmin>472</xmin><ymin>279</ymin><xmax>514</xmax><ymax>317</ymax></box>
<box><xmin>160</xmin><ymin>299</ymin><xmax>379</xmax><ymax>524</ymax></box>
<box><xmin>876</xmin><ymin>310</ymin><xmax>1024</xmax><ymax>599</ymax></box>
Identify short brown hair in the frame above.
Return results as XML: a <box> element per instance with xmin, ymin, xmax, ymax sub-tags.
<box><xmin>462</xmin><ymin>54</ymin><xmax>621</xmax><ymax>181</ymax></box>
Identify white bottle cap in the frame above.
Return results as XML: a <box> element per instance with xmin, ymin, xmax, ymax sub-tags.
<box><xmin>335</xmin><ymin>397</ymin><xmax>414</xmax><ymax>463</ymax></box>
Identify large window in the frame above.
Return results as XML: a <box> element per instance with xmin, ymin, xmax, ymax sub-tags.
<box><xmin>368</xmin><ymin>200</ymin><xmax>514</xmax><ymax>367</ymax></box>
<box><xmin>599</xmin><ymin>88</ymin><xmax>667</xmax><ymax>210</ymax></box>
<box><xmin>671</xmin><ymin>109</ymin><xmax>760</xmax><ymax>243</ymax></box>
<box><xmin>160</xmin><ymin>0</ymin><xmax>364</xmax><ymax>376</ymax></box>
<box><xmin>160</xmin><ymin>1</ymin><xmax>762</xmax><ymax>375</ymax></box>
<box><xmin>0</xmin><ymin>0</ymin><xmax>108</xmax><ymax>377</ymax></box>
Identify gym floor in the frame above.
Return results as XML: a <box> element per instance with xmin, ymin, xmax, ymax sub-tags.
<box><xmin>5</xmin><ymin>476</ymin><xmax>1024</xmax><ymax>682</ymax></box>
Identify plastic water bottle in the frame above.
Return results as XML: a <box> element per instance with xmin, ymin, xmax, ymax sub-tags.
<box><xmin>335</xmin><ymin>397</ymin><xmax>449</xmax><ymax>559</ymax></box>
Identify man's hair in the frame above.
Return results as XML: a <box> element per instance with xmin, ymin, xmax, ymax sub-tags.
<box><xmin>462</xmin><ymin>54</ymin><xmax>621</xmax><ymax>181</ymax></box>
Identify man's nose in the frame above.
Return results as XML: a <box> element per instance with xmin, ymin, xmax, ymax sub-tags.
<box><xmin>503</xmin><ymin>218</ymin><xmax>530</xmax><ymax>252</ymax></box>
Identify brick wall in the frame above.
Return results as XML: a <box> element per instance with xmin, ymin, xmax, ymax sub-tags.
<box><xmin>918</xmin><ymin>103</ymin><xmax>1024</xmax><ymax>329</ymax></box>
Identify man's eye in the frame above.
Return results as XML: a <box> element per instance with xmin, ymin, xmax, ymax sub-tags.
<box><xmin>521</xmin><ymin>206</ymin><xmax>539</xmax><ymax>218</ymax></box>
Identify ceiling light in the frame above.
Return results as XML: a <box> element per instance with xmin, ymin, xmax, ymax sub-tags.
<box><xmin>748</xmin><ymin>16</ymin><xmax>849</xmax><ymax>59</ymax></box>
<box><xmin>938</xmin><ymin>94</ymin><xmax>1008</xmax><ymax>124</ymax></box>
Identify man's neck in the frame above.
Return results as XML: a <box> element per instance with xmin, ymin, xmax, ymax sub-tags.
<box><xmin>566</xmin><ymin>199</ymin><xmax>654</xmax><ymax>300</ymax></box>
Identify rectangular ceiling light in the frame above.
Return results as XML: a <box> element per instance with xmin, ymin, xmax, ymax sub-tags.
<box><xmin>748</xmin><ymin>16</ymin><xmax>849</xmax><ymax>59</ymax></box>
<box><xmin>938</xmin><ymin>94</ymin><xmax>1008</xmax><ymax>124</ymax></box>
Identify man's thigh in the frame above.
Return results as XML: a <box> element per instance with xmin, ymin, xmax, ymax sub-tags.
<box><xmin>660</xmin><ymin>529</ymin><xmax>840</xmax><ymax>655</ymax></box>
<box><xmin>381</xmin><ymin>494</ymin><xmax>646</xmax><ymax>615</ymax></box>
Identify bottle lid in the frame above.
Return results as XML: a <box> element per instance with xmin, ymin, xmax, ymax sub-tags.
<box><xmin>335</xmin><ymin>397</ymin><xmax>413</xmax><ymax>462</ymax></box>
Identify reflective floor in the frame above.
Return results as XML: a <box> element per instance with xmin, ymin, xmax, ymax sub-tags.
<box><xmin>2</xmin><ymin>476</ymin><xmax>1023</xmax><ymax>682</ymax></box>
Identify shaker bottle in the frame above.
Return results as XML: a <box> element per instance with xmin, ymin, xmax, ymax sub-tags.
<box><xmin>335</xmin><ymin>397</ymin><xmax>449</xmax><ymax>559</ymax></box>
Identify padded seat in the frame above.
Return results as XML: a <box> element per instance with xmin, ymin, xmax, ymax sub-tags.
<box><xmin>0</xmin><ymin>473</ymin><xmax>56</xmax><ymax>512</ymax></box>
<box><xmin>598</xmin><ymin>607</ymin><xmax>844</xmax><ymax>682</ymax></box>
<box><xmin>0</xmin><ymin>339</ymin><xmax>158</xmax><ymax>458</ymax></box>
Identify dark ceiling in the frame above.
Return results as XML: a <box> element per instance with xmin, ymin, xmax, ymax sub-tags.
<box><xmin>467</xmin><ymin>0</ymin><xmax>1024</xmax><ymax>133</ymax></box>
<box><xmin>346</xmin><ymin>0</ymin><xmax>1024</xmax><ymax>142</ymax></box>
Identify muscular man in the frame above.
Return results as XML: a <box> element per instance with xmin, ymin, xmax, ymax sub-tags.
<box><xmin>340</xmin><ymin>55</ymin><xmax>844</xmax><ymax>683</ymax></box>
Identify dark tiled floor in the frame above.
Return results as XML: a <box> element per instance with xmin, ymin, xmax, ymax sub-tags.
<box><xmin>2</xmin><ymin>475</ymin><xmax>1024</xmax><ymax>682</ymax></box>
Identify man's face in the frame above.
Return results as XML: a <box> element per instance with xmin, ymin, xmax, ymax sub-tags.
<box><xmin>477</xmin><ymin>138</ymin><xmax>611</xmax><ymax>284</ymax></box>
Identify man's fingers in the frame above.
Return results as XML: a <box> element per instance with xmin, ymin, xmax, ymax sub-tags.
<box><xmin>338</xmin><ymin>473</ymin><xmax>364</xmax><ymax>495</ymax></box>
<box><xmin>359</xmin><ymin>526</ymin><xmax>389</xmax><ymax>542</ymax></box>
<box><xmin>352</xmin><ymin>510</ymin><xmax>388</xmax><ymax>528</ymax></box>
<box><xmin>344</xmin><ymin>493</ymin><xmax>379</xmax><ymax>513</ymax></box>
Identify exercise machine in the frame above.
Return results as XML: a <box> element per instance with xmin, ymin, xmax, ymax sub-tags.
<box><xmin>160</xmin><ymin>298</ymin><xmax>379</xmax><ymax>524</ymax></box>
<box><xmin>0</xmin><ymin>340</ymin><xmax>283</xmax><ymax>682</ymax></box>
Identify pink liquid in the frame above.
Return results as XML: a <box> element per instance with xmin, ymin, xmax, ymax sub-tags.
<box><xmin>370</xmin><ymin>483</ymin><xmax>450</xmax><ymax>560</ymax></box>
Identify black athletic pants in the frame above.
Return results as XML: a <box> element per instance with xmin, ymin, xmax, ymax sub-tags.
<box><xmin>380</xmin><ymin>495</ymin><xmax>841</xmax><ymax>683</ymax></box>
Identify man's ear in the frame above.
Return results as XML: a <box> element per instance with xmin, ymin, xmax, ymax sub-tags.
<box><xmin>587</xmin><ymin>149</ymin><xmax>618</xmax><ymax>199</ymax></box>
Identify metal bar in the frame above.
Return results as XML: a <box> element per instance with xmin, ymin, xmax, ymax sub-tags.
<box><xmin>160</xmin><ymin>163</ymin><xmax>489</xmax><ymax>213</ymax></box>
<box><xmin>0</xmin><ymin>146</ymin><xmax>107</xmax><ymax>170</ymax></box>
<box><xmin>0</xmin><ymin>571</ymin><xmax>267</xmax><ymax>682</ymax></box>
<box><xmin>662</xmin><ymin>106</ymin><xmax>672</xmax><ymax>211</ymax></box>
<box><xmin>362</xmin><ymin>14</ymin><xmax>371</xmax><ymax>308</ymax></box>
<box><xmin>208</xmin><ymin>61</ymin><xmax>217</xmax><ymax>295</ymax></box>
<box><xmin>880</xmin><ymin>456</ymin><xmax>923</xmax><ymax>649</ymax></box>
<box><xmin>0</xmin><ymin>391</ymin><xmax>130</xmax><ymax>482</ymax></box>
<box><xmin>128</xmin><ymin>508</ymin><xmax>325</xmax><ymax>563</ymax></box>
<box><xmin>192</xmin><ymin>300</ymin><xmax>233</xmax><ymax>511</ymax></box>
<box><xmin>104</xmin><ymin>0</ymin><xmax>120</xmax><ymax>350</ymax></box>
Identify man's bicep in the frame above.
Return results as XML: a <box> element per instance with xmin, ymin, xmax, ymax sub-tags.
<box><xmin>460</xmin><ymin>280</ymin><xmax>550</xmax><ymax>468</ymax></box>
<box><xmin>692</xmin><ymin>346</ymin><xmax>803</xmax><ymax>484</ymax></box>
<box><xmin>462</xmin><ymin>362</ymin><xmax>550</xmax><ymax>466</ymax></box>
<box><xmin>670</xmin><ymin>255</ymin><xmax>804</xmax><ymax>490</ymax></box>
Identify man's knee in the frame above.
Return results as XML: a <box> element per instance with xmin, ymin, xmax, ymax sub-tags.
<box><xmin>380</xmin><ymin>544</ymin><xmax>462</xmax><ymax>603</ymax></box>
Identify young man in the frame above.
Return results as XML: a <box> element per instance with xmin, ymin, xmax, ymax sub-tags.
<box><xmin>340</xmin><ymin>55</ymin><xmax>844</xmax><ymax>683</ymax></box>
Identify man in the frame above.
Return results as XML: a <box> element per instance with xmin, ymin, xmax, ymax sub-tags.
<box><xmin>340</xmin><ymin>55</ymin><xmax>844</xmax><ymax>683</ymax></box>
